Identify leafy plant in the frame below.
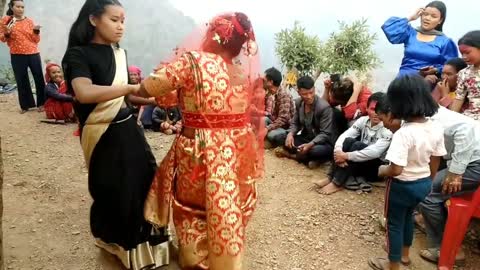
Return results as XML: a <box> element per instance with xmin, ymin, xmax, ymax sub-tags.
<box><xmin>0</xmin><ymin>64</ymin><xmax>15</xmax><ymax>83</ymax></box>
<box><xmin>275</xmin><ymin>19</ymin><xmax>381</xmax><ymax>86</ymax></box>
<box><xmin>318</xmin><ymin>19</ymin><xmax>381</xmax><ymax>75</ymax></box>
<box><xmin>0</xmin><ymin>0</ymin><xmax>7</xmax><ymax>16</ymax></box>
<box><xmin>275</xmin><ymin>21</ymin><xmax>322</xmax><ymax>77</ymax></box>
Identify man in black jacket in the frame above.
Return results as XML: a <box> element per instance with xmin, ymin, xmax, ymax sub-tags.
<box><xmin>276</xmin><ymin>76</ymin><xmax>335</xmax><ymax>168</ymax></box>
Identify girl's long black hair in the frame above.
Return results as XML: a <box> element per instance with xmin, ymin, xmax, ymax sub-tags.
<box><xmin>66</xmin><ymin>0</ymin><xmax>122</xmax><ymax>49</ymax></box>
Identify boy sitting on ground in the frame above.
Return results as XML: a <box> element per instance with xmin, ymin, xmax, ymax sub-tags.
<box><xmin>314</xmin><ymin>92</ymin><xmax>394</xmax><ymax>195</ymax></box>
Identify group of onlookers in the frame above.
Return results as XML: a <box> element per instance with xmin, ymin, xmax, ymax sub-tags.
<box><xmin>0</xmin><ymin>0</ymin><xmax>181</xmax><ymax>136</ymax></box>
<box><xmin>260</xmin><ymin>1</ymin><xmax>480</xmax><ymax>268</ymax></box>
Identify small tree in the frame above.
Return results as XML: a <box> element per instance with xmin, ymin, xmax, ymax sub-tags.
<box><xmin>275</xmin><ymin>21</ymin><xmax>322</xmax><ymax>78</ymax></box>
<box><xmin>318</xmin><ymin>19</ymin><xmax>381</xmax><ymax>76</ymax></box>
<box><xmin>0</xmin><ymin>64</ymin><xmax>15</xmax><ymax>83</ymax></box>
<box><xmin>0</xmin><ymin>0</ymin><xmax>6</xmax><ymax>16</ymax></box>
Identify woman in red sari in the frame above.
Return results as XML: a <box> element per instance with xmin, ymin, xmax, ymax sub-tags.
<box><xmin>140</xmin><ymin>12</ymin><xmax>264</xmax><ymax>270</ymax></box>
<box><xmin>44</xmin><ymin>63</ymin><xmax>75</xmax><ymax>122</ymax></box>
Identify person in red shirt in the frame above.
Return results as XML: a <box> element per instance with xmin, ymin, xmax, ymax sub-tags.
<box><xmin>0</xmin><ymin>0</ymin><xmax>45</xmax><ymax>114</ymax></box>
<box><xmin>323</xmin><ymin>75</ymin><xmax>372</xmax><ymax>135</ymax></box>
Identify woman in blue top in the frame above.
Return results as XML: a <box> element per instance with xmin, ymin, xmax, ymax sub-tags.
<box><xmin>382</xmin><ymin>1</ymin><xmax>458</xmax><ymax>84</ymax></box>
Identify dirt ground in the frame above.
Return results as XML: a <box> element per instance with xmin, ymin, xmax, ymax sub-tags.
<box><xmin>1</xmin><ymin>92</ymin><xmax>480</xmax><ymax>270</ymax></box>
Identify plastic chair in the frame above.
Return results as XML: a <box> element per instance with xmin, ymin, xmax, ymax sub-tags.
<box><xmin>438</xmin><ymin>187</ymin><xmax>480</xmax><ymax>270</ymax></box>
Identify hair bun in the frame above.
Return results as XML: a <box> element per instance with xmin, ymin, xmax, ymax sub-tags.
<box><xmin>234</xmin><ymin>12</ymin><xmax>251</xmax><ymax>33</ymax></box>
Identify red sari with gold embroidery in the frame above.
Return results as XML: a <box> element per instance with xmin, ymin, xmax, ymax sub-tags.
<box><xmin>143</xmin><ymin>50</ymin><xmax>263</xmax><ymax>270</ymax></box>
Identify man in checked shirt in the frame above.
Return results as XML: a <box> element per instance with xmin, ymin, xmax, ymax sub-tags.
<box><xmin>263</xmin><ymin>67</ymin><xmax>295</xmax><ymax>148</ymax></box>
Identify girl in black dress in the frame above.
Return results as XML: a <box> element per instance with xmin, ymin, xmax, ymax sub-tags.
<box><xmin>62</xmin><ymin>0</ymin><xmax>169</xmax><ymax>268</ymax></box>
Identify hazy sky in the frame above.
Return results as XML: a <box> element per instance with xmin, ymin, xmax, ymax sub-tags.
<box><xmin>170</xmin><ymin>0</ymin><xmax>478</xmax><ymax>89</ymax></box>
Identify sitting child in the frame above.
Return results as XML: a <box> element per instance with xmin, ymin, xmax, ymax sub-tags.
<box><xmin>43</xmin><ymin>63</ymin><xmax>75</xmax><ymax>122</ymax></box>
<box><xmin>314</xmin><ymin>92</ymin><xmax>394</xmax><ymax>195</ymax></box>
<box><xmin>152</xmin><ymin>105</ymin><xmax>182</xmax><ymax>135</ymax></box>
<box><xmin>368</xmin><ymin>75</ymin><xmax>446</xmax><ymax>270</ymax></box>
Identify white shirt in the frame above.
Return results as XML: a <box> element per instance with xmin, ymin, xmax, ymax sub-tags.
<box><xmin>335</xmin><ymin>116</ymin><xmax>392</xmax><ymax>162</ymax></box>
<box><xmin>431</xmin><ymin>107</ymin><xmax>480</xmax><ymax>174</ymax></box>
<box><xmin>386</xmin><ymin>120</ymin><xmax>447</xmax><ymax>181</ymax></box>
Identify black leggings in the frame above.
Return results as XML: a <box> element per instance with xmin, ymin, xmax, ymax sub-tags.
<box><xmin>11</xmin><ymin>53</ymin><xmax>45</xmax><ymax>110</ymax></box>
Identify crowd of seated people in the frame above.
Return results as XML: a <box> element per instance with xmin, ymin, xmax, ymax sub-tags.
<box><xmin>257</xmin><ymin>28</ymin><xmax>480</xmax><ymax>269</ymax></box>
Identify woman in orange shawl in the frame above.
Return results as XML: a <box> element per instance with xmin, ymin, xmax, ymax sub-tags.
<box><xmin>138</xmin><ymin>12</ymin><xmax>264</xmax><ymax>270</ymax></box>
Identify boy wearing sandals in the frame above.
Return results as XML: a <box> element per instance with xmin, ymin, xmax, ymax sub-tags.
<box><xmin>315</xmin><ymin>92</ymin><xmax>393</xmax><ymax>195</ymax></box>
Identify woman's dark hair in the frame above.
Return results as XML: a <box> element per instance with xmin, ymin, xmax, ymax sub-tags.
<box><xmin>66</xmin><ymin>0</ymin><xmax>122</xmax><ymax>49</ymax></box>
<box><xmin>223</xmin><ymin>12</ymin><xmax>252</xmax><ymax>57</ymax></box>
<box><xmin>6</xmin><ymin>0</ymin><xmax>22</xmax><ymax>16</ymax></box>
<box><xmin>331</xmin><ymin>78</ymin><xmax>354</xmax><ymax>106</ymax></box>
<box><xmin>444</xmin><ymin>57</ymin><xmax>467</xmax><ymax>73</ymax></box>
<box><xmin>264</xmin><ymin>67</ymin><xmax>282</xmax><ymax>87</ymax></box>
<box><xmin>367</xmin><ymin>92</ymin><xmax>386</xmax><ymax>107</ymax></box>
<box><xmin>387</xmin><ymin>74</ymin><xmax>438</xmax><ymax>119</ymax></box>
<box><xmin>297</xmin><ymin>76</ymin><xmax>315</xmax><ymax>90</ymax></box>
<box><xmin>458</xmin><ymin>30</ymin><xmax>480</xmax><ymax>49</ymax></box>
<box><xmin>330</xmin><ymin>74</ymin><xmax>342</xmax><ymax>83</ymax></box>
<box><xmin>375</xmin><ymin>94</ymin><xmax>391</xmax><ymax>115</ymax></box>
<box><xmin>425</xmin><ymin>1</ymin><xmax>447</xmax><ymax>32</ymax></box>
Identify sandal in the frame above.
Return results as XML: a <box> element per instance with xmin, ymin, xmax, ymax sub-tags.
<box><xmin>420</xmin><ymin>248</ymin><xmax>439</xmax><ymax>264</ymax></box>
<box><xmin>419</xmin><ymin>248</ymin><xmax>466</xmax><ymax>266</ymax></box>
<box><xmin>360</xmin><ymin>183</ymin><xmax>373</xmax><ymax>192</ymax></box>
<box><xmin>368</xmin><ymin>257</ymin><xmax>389</xmax><ymax>270</ymax></box>
<box><xmin>20</xmin><ymin>109</ymin><xmax>28</xmax><ymax>114</ymax></box>
<box><xmin>345</xmin><ymin>176</ymin><xmax>360</xmax><ymax>190</ymax></box>
<box><xmin>357</xmin><ymin>177</ymin><xmax>373</xmax><ymax>193</ymax></box>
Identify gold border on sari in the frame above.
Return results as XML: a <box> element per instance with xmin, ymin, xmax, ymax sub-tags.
<box><xmin>95</xmin><ymin>238</ymin><xmax>170</xmax><ymax>270</ymax></box>
<box><xmin>80</xmin><ymin>47</ymin><xmax>128</xmax><ymax>169</ymax></box>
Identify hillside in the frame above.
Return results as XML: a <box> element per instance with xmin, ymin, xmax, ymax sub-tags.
<box><xmin>0</xmin><ymin>0</ymin><xmax>196</xmax><ymax>73</ymax></box>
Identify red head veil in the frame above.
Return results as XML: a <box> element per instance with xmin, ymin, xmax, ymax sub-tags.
<box><xmin>156</xmin><ymin>12</ymin><xmax>265</xmax><ymax>179</ymax></box>
<box><xmin>144</xmin><ymin>14</ymin><xmax>265</xmax><ymax>268</ymax></box>
<box><xmin>45</xmin><ymin>63</ymin><xmax>61</xmax><ymax>84</ymax></box>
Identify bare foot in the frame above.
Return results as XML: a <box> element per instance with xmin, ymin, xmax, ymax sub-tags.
<box><xmin>312</xmin><ymin>178</ymin><xmax>331</xmax><ymax>189</ymax></box>
<box><xmin>274</xmin><ymin>147</ymin><xmax>295</xmax><ymax>159</ymax></box>
<box><xmin>318</xmin><ymin>182</ymin><xmax>343</xmax><ymax>195</ymax></box>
